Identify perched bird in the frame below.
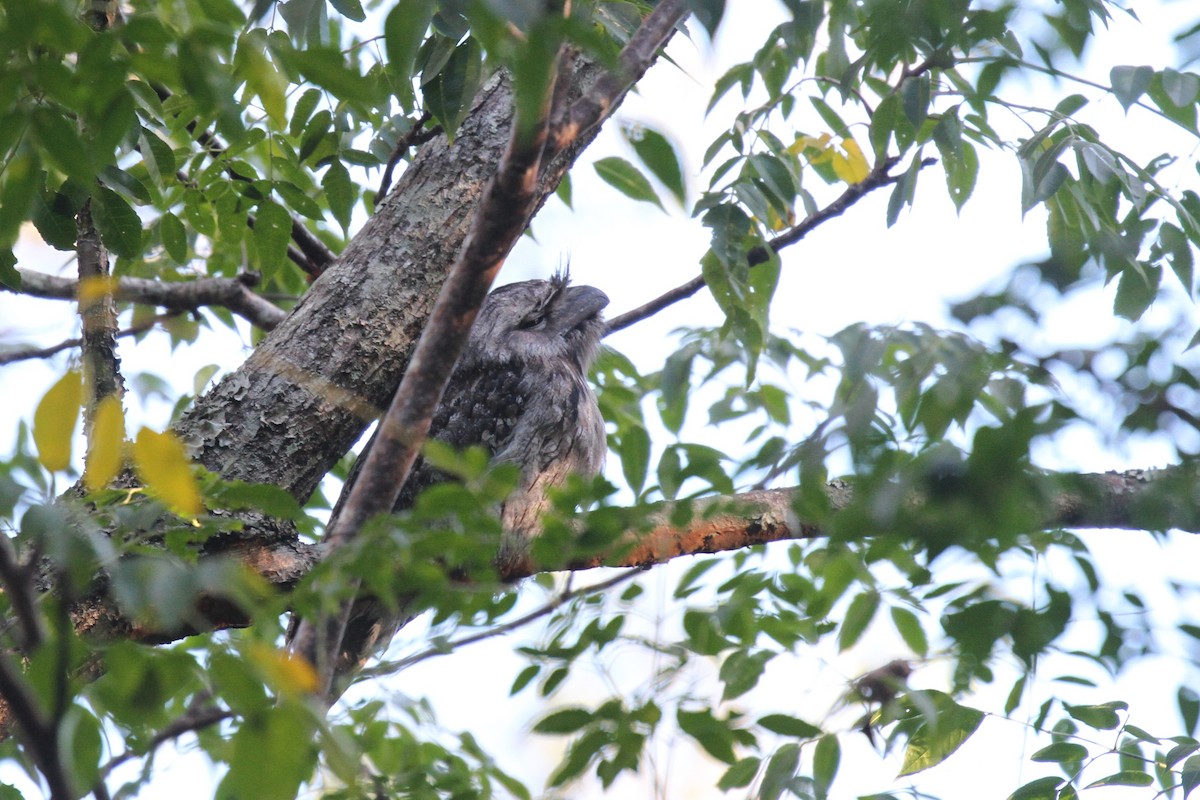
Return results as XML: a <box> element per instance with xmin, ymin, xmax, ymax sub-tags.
<box><xmin>327</xmin><ymin>272</ymin><xmax>609</xmax><ymax>681</ymax></box>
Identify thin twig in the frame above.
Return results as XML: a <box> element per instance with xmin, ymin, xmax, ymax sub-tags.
<box><xmin>0</xmin><ymin>312</ymin><xmax>182</xmax><ymax>366</ymax></box>
<box><xmin>7</xmin><ymin>269</ymin><xmax>286</xmax><ymax>331</ymax></box>
<box><xmin>375</xmin><ymin>111</ymin><xmax>440</xmax><ymax>203</ymax></box>
<box><xmin>376</xmin><ymin>570</ymin><xmax>639</xmax><ymax>675</ymax></box>
<box><xmin>98</xmin><ymin>700</ymin><xmax>231</xmax><ymax>779</ymax></box>
<box><xmin>605</xmin><ymin>156</ymin><xmax>936</xmax><ymax>334</ymax></box>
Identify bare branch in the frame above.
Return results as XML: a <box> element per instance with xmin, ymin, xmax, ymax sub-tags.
<box><xmin>0</xmin><ymin>311</ymin><xmax>183</xmax><ymax>366</ymax></box>
<box><xmin>605</xmin><ymin>156</ymin><xmax>936</xmax><ymax>334</ymax></box>
<box><xmin>9</xmin><ymin>269</ymin><xmax>287</xmax><ymax>331</ymax></box>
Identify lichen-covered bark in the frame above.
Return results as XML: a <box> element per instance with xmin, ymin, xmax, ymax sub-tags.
<box><xmin>175</xmin><ymin>65</ymin><xmax>604</xmax><ymax>503</ymax></box>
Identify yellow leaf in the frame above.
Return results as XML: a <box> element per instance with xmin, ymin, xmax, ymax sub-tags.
<box><xmin>84</xmin><ymin>395</ymin><xmax>126</xmax><ymax>491</ymax></box>
<box><xmin>34</xmin><ymin>370</ymin><xmax>82</xmax><ymax>472</ymax></box>
<box><xmin>132</xmin><ymin>428</ymin><xmax>202</xmax><ymax>517</ymax></box>
<box><xmin>248</xmin><ymin>642</ymin><xmax>319</xmax><ymax>696</ymax></box>
<box><xmin>836</xmin><ymin>137</ymin><xmax>871</xmax><ymax>184</ymax></box>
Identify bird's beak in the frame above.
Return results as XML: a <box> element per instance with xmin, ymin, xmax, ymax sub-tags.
<box><xmin>555</xmin><ymin>286</ymin><xmax>609</xmax><ymax>333</ymax></box>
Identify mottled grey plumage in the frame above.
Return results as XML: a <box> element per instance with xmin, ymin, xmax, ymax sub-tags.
<box><xmin>332</xmin><ymin>273</ymin><xmax>608</xmax><ymax>681</ymax></box>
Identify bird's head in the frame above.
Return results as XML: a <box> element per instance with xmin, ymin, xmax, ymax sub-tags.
<box><xmin>468</xmin><ymin>272</ymin><xmax>609</xmax><ymax>374</ymax></box>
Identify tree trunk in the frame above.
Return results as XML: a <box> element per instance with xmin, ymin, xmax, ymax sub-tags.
<box><xmin>175</xmin><ymin>63</ymin><xmax>604</xmax><ymax>502</ymax></box>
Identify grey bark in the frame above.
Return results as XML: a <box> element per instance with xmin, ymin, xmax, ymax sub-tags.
<box><xmin>174</xmin><ymin>66</ymin><xmax>605</xmax><ymax>503</ymax></box>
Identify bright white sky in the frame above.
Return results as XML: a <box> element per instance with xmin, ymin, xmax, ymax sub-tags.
<box><xmin>3</xmin><ymin>2</ymin><xmax>1200</xmax><ymax>798</ymax></box>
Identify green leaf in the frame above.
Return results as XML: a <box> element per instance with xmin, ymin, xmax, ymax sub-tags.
<box><xmin>838</xmin><ymin>590</ymin><xmax>879</xmax><ymax>650</ymax></box>
<box><xmin>218</xmin><ymin>704</ymin><xmax>318</xmax><ymax>800</ymax></box>
<box><xmin>32</xmin><ymin>188</ymin><xmax>78</xmax><ymax>250</ymax></box>
<box><xmin>720</xmin><ymin>650</ymin><xmax>771</xmax><ymax>700</ymax></box>
<box><xmin>235</xmin><ymin>30</ymin><xmax>288</xmax><ymax>127</ymax></box>
<box><xmin>0</xmin><ymin>153</ymin><xmax>40</xmax><ymax>246</ymax></box>
<box><xmin>624</xmin><ymin>125</ymin><xmax>687</xmax><ymax>206</ymax></box>
<box><xmin>758</xmin><ymin>714</ymin><xmax>821</xmax><ymax>739</ymax></box>
<box><xmin>1162</xmin><ymin>68</ymin><xmax>1200</xmax><ymax>107</ymax></box>
<box><xmin>760</xmin><ymin>743</ymin><xmax>800</xmax><ymax>800</ymax></box>
<box><xmin>59</xmin><ymin>707</ymin><xmax>103</xmax><ymax>793</ymax></box>
<box><xmin>203</xmin><ymin>478</ymin><xmax>306</xmax><ymax>520</ymax></box>
<box><xmin>1030</xmin><ymin>742</ymin><xmax>1088</xmax><ymax>763</ymax></box>
<box><xmin>811</xmin><ymin>96</ymin><xmax>849</xmax><ymax>138</ymax></box>
<box><xmin>686</xmin><ymin>0</ymin><xmax>726</xmax><ymax>38</ymax></box>
<box><xmin>283</xmin><ymin>48</ymin><xmax>375</xmax><ymax>105</ymax></box>
<box><xmin>1110</xmin><ymin>65</ymin><xmax>1154</xmax><ymax>111</ymax></box>
<box><xmin>901</xmin><ymin>74</ymin><xmax>931</xmax><ymax>128</ymax></box>
<box><xmin>534</xmin><ymin>707</ymin><xmax>593</xmax><ymax>734</ymax></box>
<box><xmin>328</xmin><ymin>0</ymin><xmax>365</xmax><ymax>21</ymax></box>
<box><xmin>617</xmin><ymin>424</ymin><xmax>650</xmax><ymax>495</ymax></box>
<box><xmin>160</xmin><ymin>212</ymin><xmax>188</xmax><ymax>264</ymax></box>
<box><xmin>1180</xmin><ymin>687</ymin><xmax>1199</xmax><ymax>736</ymax></box>
<box><xmin>898</xmin><ymin>696</ymin><xmax>984</xmax><ymax>776</ymax></box>
<box><xmin>677</xmin><ymin>708</ymin><xmax>738</xmax><ymax>764</ymax></box>
<box><xmin>92</xmin><ymin>186</ymin><xmax>143</xmax><ymax>259</ymax></box>
<box><xmin>813</xmin><ymin>733</ymin><xmax>840</xmax><ymax>798</ymax></box>
<box><xmin>32</xmin><ymin>106</ymin><xmax>93</xmax><ymax>181</ymax></box>
<box><xmin>510</xmin><ymin>664</ymin><xmax>539</xmax><ymax>695</ymax></box>
<box><xmin>1113</xmin><ymin>263</ymin><xmax>1160</xmax><ymax>322</ymax></box>
<box><xmin>658</xmin><ymin>346</ymin><xmax>695</xmax><ymax>434</ymax></box>
<box><xmin>253</xmin><ymin>199</ymin><xmax>291</xmax><ymax>275</ymax></box>
<box><xmin>1054</xmin><ymin>94</ymin><xmax>1089</xmax><ymax>117</ymax></box>
<box><xmin>422</xmin><ymin>37</ymin><xmax>483</xmax><ymax>140</ymax></box>
<box><xmin>1083</xmin><ymin>770</ymin><xmax>1153</xmax><ymax>789</ymax></box>
<box><xmin>384</xmin><ymin>0</ymin><xmax>435</xmax><ymax>107</ymax></box>
<box><xmin>718</xmin><ymin>757</ymin><xmax>761</xmax><ymax>790</ymax></box>
<box><xmin>0</xmin><ymin>250</ymin><xmax>19</xmax><ymax>290</ymax></box>
<box><xmin>322</xmin><ymin>159</ymin><xmax>354</xmax><ymax>232</ymax></box>
<box><xmin>890</xmin><ymin>606</ymin><xmax>928</xmax><ymax>656</ymax></box>
<box><xmin>1008</xmin><ymin>776</ymin><xmax>1068</xmax><ymax>800</ymax></box>
<box><xmin>593</xmin><ymin>157</ymin><xmax>665</xmax><ymax>210</ymax></box>
<box><xmin>289</xmin><ymin>89</ymin><xmax>322</xmax><ymax>138</ymax></box>
<box><xmin>1063</xmin><ymin>701</ymin><xmax>1126</xmax><ymax>730</ymax></box>
<box><xmin>1182</xmin><ymin>754</ymin><xmax>1200</xmax><ymax>797</ymax></box>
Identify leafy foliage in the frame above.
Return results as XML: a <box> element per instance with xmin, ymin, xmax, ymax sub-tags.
<box><xmin>2</xmin><ymin>0</ymin><xmax>1200</xmax><ymax>798</ymax></box>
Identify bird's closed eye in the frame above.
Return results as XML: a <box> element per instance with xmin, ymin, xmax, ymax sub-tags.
<box><xmin>517</xmin><ymin>310</ymin><xmax>546</xmax><ymax>330</ymax></box>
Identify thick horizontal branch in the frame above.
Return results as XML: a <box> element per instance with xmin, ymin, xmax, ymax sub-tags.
<box><xmin>208</xmin><ymin>467</ymin><xmax>1200</xmax><ymax>607</ymax></box>
<box><xmin>0</xmin><ymin>466</ymin><xmax>1189</xmax><ymax>738</ymax></box>
<box><xmin>8</xmin><ymin>269</ymin><xmax>287</xmax><ymax>331</ymax></box>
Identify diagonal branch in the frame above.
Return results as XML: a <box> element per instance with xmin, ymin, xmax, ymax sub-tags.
<box><xmin>291</xmin><ymin>45</ymin><xmax>563</xmax><ymax>697</ymax></box>
<box><xmin>544</xmin><ymin>0</ymin><xmax>689</xmax><ymax>160</ymax></box>
<box><xmin>8</xmin><ymin>269</ymin><xmax>287</xmax><ymax>331</ymax></box>
<box><xmin>605</xmin><ymin>156</ymin><xmax>936</xmax><ymax>334</ymax></box>
<box><xmin>292</xmin><ymin>3</ymin><xmax>697</xmax><ymax>697</ymax></box>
